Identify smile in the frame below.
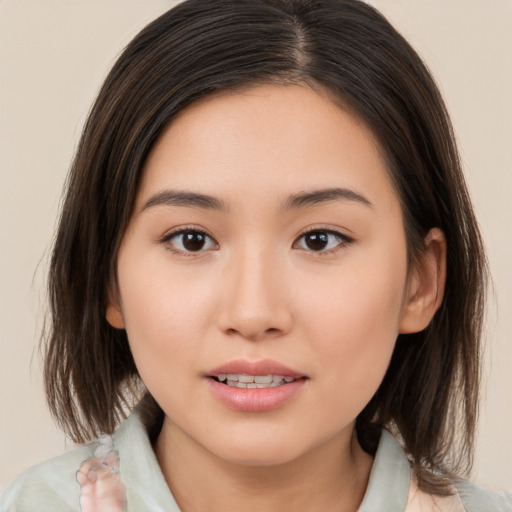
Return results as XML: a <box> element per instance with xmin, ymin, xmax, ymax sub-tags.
<box><xmin>206</xmin><ymin>359</ymin><xmax>308</xmax><ymax>412</ymax></box>
<box><xmin>214</xmin><ymin>374</ymin><xmax>297</xmax><ymax>388</ymax></box>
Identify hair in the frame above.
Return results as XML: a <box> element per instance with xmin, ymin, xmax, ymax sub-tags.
<box><xmin>43</xmin><ymin>0</ymin><xmax>487</xmax><ymax>494</ymax></box>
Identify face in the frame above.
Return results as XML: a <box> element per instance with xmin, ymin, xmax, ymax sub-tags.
<box><xmin>108</xmin><ymin>84</ymin><xmax>416</xmax><ymax>466</ymax></box>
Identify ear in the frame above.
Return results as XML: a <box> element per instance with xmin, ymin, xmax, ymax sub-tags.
<box><xmin>399</xmin><ymin>228</ymin><xmax>447</xmax><ymax>334</ymax></box>
<box><xmin>106</xmin><ymin>287</ymin><xmax>125</xmax><ymax>329</ymax></box>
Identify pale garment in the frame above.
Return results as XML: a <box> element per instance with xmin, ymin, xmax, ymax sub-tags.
<box><xmin>406</xmin><ymin>478</ymin><xmax>466</xmax><ymax>512</ymax></box>
<box><xmin>1</xmin><ymin>408</ymin><xmax>511</xmax><ymax>511</ymax></box>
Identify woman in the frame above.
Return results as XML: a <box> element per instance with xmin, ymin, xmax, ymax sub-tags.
<box><xmin>1</xmin><ymin>1</ymin><xmax>510</xmax><ymax>510</ymax></box>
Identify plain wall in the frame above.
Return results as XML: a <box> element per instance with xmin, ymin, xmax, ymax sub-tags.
<box><xmin>1</xmin><ymin>0</ymin><xmax>511</xmax><ymax>491</ymax></box>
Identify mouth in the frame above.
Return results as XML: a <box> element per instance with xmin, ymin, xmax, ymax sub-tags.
<box><xmin>207</xmin><ymin>359</ymin><xmax>307</xmax><ymax>387</ymax></box>
<box><xmin>206</xmin><ymin>360</ymin><xmax>308</xmax><ymax>412</ymax></box>
<box><xmin>211</xmin><ymin>373</ymin><xmax>301</xmax><ymax>389</ymax></box>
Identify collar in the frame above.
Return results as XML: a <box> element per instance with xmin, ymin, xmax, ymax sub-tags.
<box><xmin>358</xmin><ymin>429</ymin><xmax>411</xmax><ymax>511</ymax></box>
<box><xmin>115</xmin><ymin>411</ymin><xmax>412</xmax><ymax>511</ymax></box>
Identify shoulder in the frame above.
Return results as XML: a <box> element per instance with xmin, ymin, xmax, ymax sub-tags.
<box><xmin>454</xmin><ymin>478</ymin><xmax>512</xmax><ymax>512</ymax></box>
<box><xmin>0</xmin><ymin>408</ymin><xmax>176</xmax><ymax>512</ymax></box>
<box><xmin>0</xmin><ymin>442</ymin><xmax>97</xmax><ymax>512</ymax></box>
<box><xmin>371</xmin><ymin>430</ymin><xmax>512</xmax><ymax>512</ymax></box>
<box><xmin>406</xmin><ymin>477</ymin><xmax>512</xmax><ymax>512</ymax></box>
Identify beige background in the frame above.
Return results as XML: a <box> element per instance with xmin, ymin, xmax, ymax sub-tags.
<box><xmin>1</xmin><ymin>0</ymin><xmax>511</xmax><ymax>491</ymax></box>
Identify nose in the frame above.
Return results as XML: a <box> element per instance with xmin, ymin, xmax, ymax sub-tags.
<box><xmin>217</xmin><ymin>246</ymin><xmax>293</xmax><ymax>341</ymax></box>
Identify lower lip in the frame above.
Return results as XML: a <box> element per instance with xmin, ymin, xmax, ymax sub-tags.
<box><xmin>207</xmin><ymin>378</ymin><xmax>307</xmax><ymax>412</ymax></box>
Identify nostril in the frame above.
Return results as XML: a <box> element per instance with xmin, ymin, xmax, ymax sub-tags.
<box><xmin>224</xmin><ymin>326</ymin><xmax>284</xmax><ymax>341</ymax></box>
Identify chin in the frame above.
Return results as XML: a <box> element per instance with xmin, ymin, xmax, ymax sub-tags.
<box><xmin>203</xmin><ymin>429</ymin><xmax>317</xmax><ymax>467</ymax></box>
<box><xmin>216</xmin><ymin>446</ymin><xmax>304</xmax><ymax>467</ymax></box>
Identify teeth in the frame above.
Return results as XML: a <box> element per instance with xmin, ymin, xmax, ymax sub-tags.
<box><xmin>254</xmin><ymin>375</ymin><xmax>273</xmax><ymax>384</ymax></box>
<box><xmin>218</xmin><ymin>374</ymin><xmax>297</xmax><ymax>388</ymax></box>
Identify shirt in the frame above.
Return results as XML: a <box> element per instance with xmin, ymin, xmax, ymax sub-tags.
<box><xmin>1</xmin><ymin>408</ymin><xmax>511</xmax><ymax>511</ymax></box>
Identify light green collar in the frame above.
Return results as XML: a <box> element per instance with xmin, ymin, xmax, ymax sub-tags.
<box><xmin>116</xmin><ymin>411</ymin><xmax>411</xmax><ymax>512</ymax></box>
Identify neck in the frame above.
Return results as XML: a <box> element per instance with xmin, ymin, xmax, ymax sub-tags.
<box><xmin>155</xmin><ymin>419</ymin><xmax>374</xmax><ymax>512</ymax></box>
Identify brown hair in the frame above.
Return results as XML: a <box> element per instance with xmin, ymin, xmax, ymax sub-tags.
<box><xmin>43</xmin><ymin>0</ymin><xmax>487</xmax><ymax>493</ymax></box>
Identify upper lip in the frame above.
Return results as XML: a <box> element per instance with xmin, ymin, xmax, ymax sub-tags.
<box><xmin>207</xmin><ymin>359</ymin><xmax>306</xmax><ymax>378</ymax></box>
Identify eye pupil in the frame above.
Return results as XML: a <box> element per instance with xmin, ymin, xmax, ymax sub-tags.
<box><xmin>183</xmin><ymin>232</ymin><xmax>206</xmax><ymax>251</ymax></box>
<box><xmin>305</xmin><ymin>231</ymin><xmax>329</xmax><ymax>251</ymax></box>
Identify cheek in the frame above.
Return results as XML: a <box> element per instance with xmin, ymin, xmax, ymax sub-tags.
<box><xmin>115</xmin><ymin>251</ymin><xmax>218</xmax><ymax>379</ymax></box>
<box><xmin>298</xmin><ymin>249</ymin><xmax>408</xmax><ymax>410</ymax></box>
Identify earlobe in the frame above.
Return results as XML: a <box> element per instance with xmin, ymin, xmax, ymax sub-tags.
<box><xmin>106</xmin><ymin>290</ymin><xmax>125</xmax><ymax>329</ymax></box>
<box><xmin>399</xmin><ymin>228</ymin><xmax>447</xmax><ymax>334</ymax></box>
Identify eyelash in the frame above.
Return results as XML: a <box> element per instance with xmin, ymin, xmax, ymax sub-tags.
<box><xmin>160</xmin><ymin>226</ymin><xmax>218</xmax><ymax>257</ymax></box>
<box><xmin>293</xmin><ymin>228</ymin><xmax>354</xmax><ymax>255</ymax></box>
<box><xmin>159</xmin><ymin>226</ymin><xmax>354</xmax><ymax>257</ymax></box>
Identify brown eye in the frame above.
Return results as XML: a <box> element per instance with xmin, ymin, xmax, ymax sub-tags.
<box><xmin>303</xmin><ymin>231</ymin><xmax>330</xmax><ymax>251</ymax></box>
<box><xmin>182</xmin><ymin>231</ymin><xmax>207</xmax><ymax>251</ymax></box>
<box><xmin>294</xmin><ymin>230</ymin><xmax>352</xmax><ymax>253</ymax></box>
<box><xmin>165</xmin><ymin>229</ymin><xmax>217</xmax><ymax>253</ymax></box>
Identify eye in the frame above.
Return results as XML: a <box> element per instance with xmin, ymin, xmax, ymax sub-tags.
<box><xmin>162</xmin><ymin>229</ymin><xmax>218</xmax><ymax>253</ymax></box>
<box><xmin>294</xmin><ymin>229</ymin><xmax>352</xmax><ymax>253</ymax></box>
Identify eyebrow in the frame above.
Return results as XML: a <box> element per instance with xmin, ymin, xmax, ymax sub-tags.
<box><xmin>142</xmin><ymin>190</ymin><xmax>228</xmax><ymax>212</ymax></box>
<box><xmin>282</xmin><ymin>187</ymin><xmax>373</xmax><ymax>210</ymax></box>
<box><xmin>141</xmin><ymin>187</ymin><xmax>373</xmax><ymax>213</ymax></box>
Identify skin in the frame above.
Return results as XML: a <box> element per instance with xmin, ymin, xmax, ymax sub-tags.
<box><xmin>77</xmin><ymin>450</ymin><xmax>126</xmax><ymax>512</ymax></box>
<box><xmin>107</xmin><ymin>84</ymin><xmax>446</xmax><ymax>512</ymax></box>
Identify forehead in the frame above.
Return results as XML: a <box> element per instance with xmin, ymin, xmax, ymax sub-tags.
<box><xmin>137</xmin><ymin>84</ymin><xmax>398</xmax><ymax>214</ymax></box>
